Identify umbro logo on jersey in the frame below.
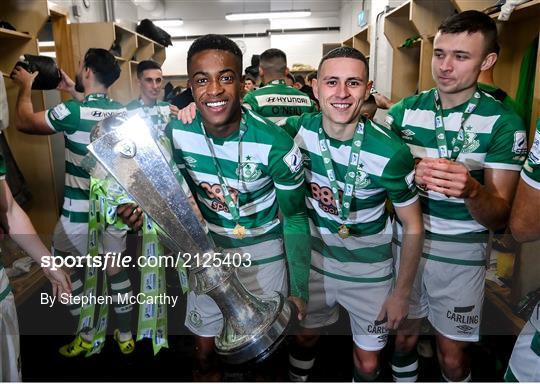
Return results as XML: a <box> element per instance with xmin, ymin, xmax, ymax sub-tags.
<box><xmin>401</xmin><ymin>129</ymin><xmax>415</xmax><ymax>140</ymax></box>
<box><xmin>456</xmin><ymin>324</ymin><xmax>473</xmax><ymax>333</ymax></box>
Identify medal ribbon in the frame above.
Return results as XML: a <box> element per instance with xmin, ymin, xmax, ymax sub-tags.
<box><xmin>433</xmin><ymin>89</ymin><xmax>480</xmax><ymax>160</ymax></box>
<box><xmin>317</xmin><ymin>121</ymin><xmax>366</xmax><ymax>224</ymax></box>
<box><xmin>200</xmin><ymin>120</ymin><xmax>247</xmax><ymax>226</ymax></box>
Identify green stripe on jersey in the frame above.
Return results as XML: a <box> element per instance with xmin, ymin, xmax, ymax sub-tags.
<box><xmin>388</xmin><ymin>88</ymin><xmax>526</xmax><ymax>236</ymax></box>
<box><xmin>283</xmin><ymin>112</ymin><xmax>416</xmax><ymax>270</ymax></box>
<box><xmin>167</xmin><ymin>107</ymin><xmax>304</xmax><ymax>248</ymax></box>
<box><xmin>46</xmin><ymin>93</ymin><xmax>125</xmax><ymax>223</ymax></box>
<box><xmin>243</xmin><ymin>80</ymin><xmax>316</xmax><ymax>122</ymax></box>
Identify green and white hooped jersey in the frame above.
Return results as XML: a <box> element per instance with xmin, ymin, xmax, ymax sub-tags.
<box><xmin>126</xmin><ymin>98</ymin><xmax>171</xmax><ymax>132</ymax></box>
<box><xmin>167</xmin><ymin>108</ymin><xmax>305</xmax><ymax>263</ymax></box>
<box><xmin>243</xmin><ymin>80</ymin><xmax>317</xmax><ymax>123</ymax></box>
<box><xmin>521</xmin><ymin>119</ymin><xmax>540</xmax><ymax>332</ymax></box>
<box><xmin>0</xmin><ymin>150</ymin><xmax>10</xmax><ymax>302</ymax></box>
<box><xmin>388</xmin><ymin>88</ymin><xmax>526</xmax><ymax>264</ymax></box>
<box><xmin>45</xmin><ymin>93</ymin><xmax>126</xmax><ymax>224</ymax></box>
<box><xmin>280</xmin><ymin>113</ymin><xmax>418</xmax><ymax>281</ymax></box>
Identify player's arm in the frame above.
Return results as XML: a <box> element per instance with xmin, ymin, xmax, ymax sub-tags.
<box><xmin>509</xmin><ymin>177</ymin><xmax>540</xmax><ymax>242</ymax></box>
<box><xmin>268</xmin><ymin>130</ymin><xmax>310</xmax><ymax>319</ymax></box>
<box><xmin>0</xmin><ymin>180</ymin><xmax>71</xmax><ymax>296</ymax></box>
<box><xmin>275</xmin><ymin>115</ymin><xmax>302</xmax><ymax>138</ymax></box>
<box><xmin>386</xmin><ymin>201</ymin><xmax>423</xmax><ymax>329</ymax></box>
<box><xmin>510</xmin><ymin>126</ymin><xmax>540</xmax><ymax>242</ymax></box>
<box><xmin>11</xmin><ymin>66</ymin><xmax>55</xmax><ymax>134</ymax></box>
<box><xmin>377</xmin><ymin>144</ymin><xmax>423</xmax><ymax>330</ymax></box>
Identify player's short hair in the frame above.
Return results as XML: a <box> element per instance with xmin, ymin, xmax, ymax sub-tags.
<box><xmin>84</xmin><ymin>48</ymin><xmax>121</xmax><ymax>88</ymax></box>
<box><xmin>318</xmin><ymin>46</ymin><xmax>369</xmax><ymax>79</ymax></box>
<box><xmin>438</xmin><ymin>10</ymin><xmax>499</xmax><ymax>56</ymax></box>
<box><xmin>137</xmin><ymin>60</ymin><xmax>161</xmax><ymax>78</ymax></box>
<box><xmin>259</xmin><ymin>48</ymin><xmax>287</xmax><ymax>76</ymax></box>
<box><xmin>187</xmin><ymin>34</ymin><xmax>242</xmax><ymax>72</ymax></box>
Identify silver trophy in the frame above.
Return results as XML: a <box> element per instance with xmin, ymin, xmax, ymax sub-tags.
<box><xmin>83</xmin><ymin>114</ymin><xmax>291</xmax><ymax>364</ymax></box>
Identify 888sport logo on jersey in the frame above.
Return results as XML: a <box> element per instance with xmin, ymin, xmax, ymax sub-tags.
<box><xmin>309</xmin><ymin>182</ymin><xmax>343</xmax><ymax>216</ymax></box>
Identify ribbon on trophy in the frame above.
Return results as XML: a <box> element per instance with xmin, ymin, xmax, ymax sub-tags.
<box><xmin>77</xmin><ymin>177</ymin><xmax>110</xmax><ymax>356</ymax></box>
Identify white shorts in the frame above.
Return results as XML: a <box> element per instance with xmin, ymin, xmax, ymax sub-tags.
<box><xmin>0</xmin><ymin>292</ymin><xmax>21</xmax><ymax>382</ymax></box>
<box><xmin>185</xmin><ymin>258</ymin><xmax>287</xmax><ymax>337</ymax></box>
<box><xmin>300</xmin><ymin>267</ymin><xmax>392</xmax><ymax>352</ymax></box>
<box><xmin>506</xmin><ymin>319</ymin><xmax>540</xmax><ymax>382</ymax></box>
<box><xmin>394</xmin><ymin>242</ymin><xmax>485</xmax><ymax>342</ymax></box>
<box><xmin>52</xmin><ymin>215</ymin><xmax>126</xmax><ymax>255</ymax></box>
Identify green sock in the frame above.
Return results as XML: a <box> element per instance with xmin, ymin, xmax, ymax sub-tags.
<box><xmin>391</xmin><ymin>350</ymin><xmax>418</xmax><ymax>382</ymax></box>
<box><xmin>353</xmin><ymin>366</ymin><xmax>380</xmax><ymax>382</ymax></box>
<box><xmin>109</xmin><ymin>270</ymin><xmax>133</xmax><ymax>333</ymax></box>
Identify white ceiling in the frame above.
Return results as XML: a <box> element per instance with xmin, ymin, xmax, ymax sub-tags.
<box><xmin>136</xmin><ymin>0</ymin><xmax>344</xmax><ymax>22</ymax></box>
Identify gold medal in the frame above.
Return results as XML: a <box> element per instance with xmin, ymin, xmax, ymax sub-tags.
<box><xmin>338</xmin><ymin>224</ymin><xmax>349</xmax><ymax>239</ymax></box>
<box><xmin>233</xmin><ymin>223</ymin><xmax>246</xmax><ymax>239</ymax></box>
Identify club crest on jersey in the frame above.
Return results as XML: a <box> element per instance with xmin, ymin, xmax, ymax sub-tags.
<box><xmin>355</xmin><ymin>170</ymin><xmax>371</xmax><ymax>189</ymax></box>
<box><xmin>455</xmin><ymin>126</ymin><xmax>480</xmax><ymax>154</ymax></box>
<box><xmin>237</xmin><ymin>160</ymin><xmax>261</xmax><ymax>182</ymax></box>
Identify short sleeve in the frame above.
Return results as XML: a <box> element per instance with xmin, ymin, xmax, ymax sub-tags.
<box><xmin>45</xmin><ymin>100</ymin><xmax>80</xmax><ymax>133</ymax></box>
<box><xmin>267</xmin><ymin>127</ymin><xmax>305</xmax><ymax>192</ymax></box>
<box><xmin>484</xmin><ymin>113</ymin><xmax>527</xmax><ymax>171</ymax></box>
<box><xmin>521</xmin><ymin>120</ymin><xmax>540</xmax><ymax>189</ymax></box>
<box><xmin>379</xmin><ymin>144</ymin><xmax>418</xmax><ymax>207</ymax></box>
<box><xmin>387</xmin><ymin>99</ymin><xmax>407</xmax><ymax>136</ymax></box>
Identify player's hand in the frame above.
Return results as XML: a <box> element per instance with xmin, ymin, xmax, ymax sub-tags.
<box><xmin>377</xmin><ymin>292</ymin><xmax>409</xmax><ymax>330</ymax></box>
<box><xmin>288</xmin><ymin>296</ymin><xmax>306</xmax><ymax>321</ymax></box>
<box><xmin>117</xmin><ymin>203</ymin><xmax>144</xmax><ymax>231</ymax></box>
<box><xmin>56</xmin><ymin>69</ymin><xmax>75</xmax><ymax>93</ymax></box>
<box><xmin>178</xmin><ymin>102</ymin><xmax>197</xmax><ymax>124</ymax></box>
<box><xmin>169</xmin><ymin>104</ymin><xmax>179</xmax><ymax>118</ymax></box>
<box><xmin>10</xmin><ymin>66</ymin><xmax>38</xmax><ymax>88</ymax></box>
<box><xmin>414</xmin><ymin>157</ymin><xmax>438</xmax><ymax>190</ymax></box>
<box><xmin>372</xmin><ymin>92</ymin><xmax>394</xmax><ymax>109</ymax></box>
<box><xmin>420</xmin><ymin>158</ymin><xmax>480</xmax><ymax>198</ymax></box>
<box><xmin>42</xmin><ymin>266</ymin><xmax>72</xmax><ymax>298</ymax></box>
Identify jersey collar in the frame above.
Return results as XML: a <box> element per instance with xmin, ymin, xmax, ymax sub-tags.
<box><xmin>268</xmin><ymin>79</ymin><xmax>287</xmax><ymax>86</ymax></box>
<box><xmin>85</xmin><ymin>93</ymin><xmax>108</xmax><ymax>101</ymax></box>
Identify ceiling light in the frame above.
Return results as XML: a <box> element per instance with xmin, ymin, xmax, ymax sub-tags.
<box><xmin>225</xmin><ymin>10</ymin><xmax>311</xmax><ymax>21</ymax></box>
<box><xmin>153</xmin><ymin>19</ymin><xmax>183</xmax><ymax>28</ymax></box>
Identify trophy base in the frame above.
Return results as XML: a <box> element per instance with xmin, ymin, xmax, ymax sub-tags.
<box><xmin>215</xmin><ymin>296</ymin><xmax>292</xmax><ymax>365</ymax></box>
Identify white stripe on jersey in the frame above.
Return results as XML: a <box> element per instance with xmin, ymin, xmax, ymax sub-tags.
<box><xmin>65</xmin><ymin>130</ymin><xmax>90</xmax><ymax>145</ymax></box>
<box><xmin>207</xmin><ymin>219</ymin><xmax>280</xmax><ymax>237</ymax></box>
<box><xmin>423</xmin><ymin>213</ymin><xmax>486</xmax><ymax>235</ymax></box>
<box><xmin>297</xmin><ymin>126</ymin><xmax>390</xmax><ymax>177</ymax></box>
<box><xmin>197</xmin><ymin>189</ymin><xmax>276</xmax><ymax>219</ymax></box>
<box><xmin>274</xmin><ymin>178</ymin><xmax>304</xmax><ymax>191</ymax></box>
<box><xmin>188</xmin><ymin>169</ymin><xmax>272</xmax><ymax>193</ymax></box>
<box><xmin>225</xmin><ymin>238</ymin><xmax>283</xmax><ymax>261</ymax></box>
<box><xmin>423</xmin><ymin>190</ymin><xmax>464</xmax><ymax>204</ymax></box>
<box><xmin>80</xmin><ymin>107</ymin><xmax>126</xmax><ymax>121</ymax></box>
<box><xmin>521</xmin><ymin>171</ymin><xmax>540</xmax><ymax>189</ymax></box>
<box><xmin>407</xmin><ymin>144</ymin><xmax>486</xmax><ymax>170</ymax></box>
<box><xmin>307</xmin><ymin>196</ymin><xmax>386</xmax><ymax>225</ymax></box>
<box><xmin>402</xmin><ymin>108</ymin><xmax>499</xmax><ymax>134</ymax></box>
<box><xmin>172</xmin><ymin>130</ymin><xmax>272</xmax><ymax>165</ymax></box>
<box><xmin>62</xmin><ymin>197</ymin><xmax>90</xmax><ymax>212</ymax></box>
<box><xmin>311</xmin><ymin>219</ymin><xmax>393</xmax><ymax>248</ymax></box>
<box><xmin>392</xmin><ymin>194</ymin><xmax>419</xmax><ymax>208</ymax></box>
<box><xmin>484</xmin><ymin>162</ymin><xmax>522</xmax><ymax>171</ymax></box>
<box><xmin>306</xmin><ymin>169</ymin><xmax>386</xmax><ymax>200</ymax></box>
<box><xmin>64</xmin><ymin>173</ymin><xmax>90</xmax><ymax>190</ymax></box>
<box><xmin>311</xmin><ymin>248</ymin><xmax>393</xmax><ymax>280</ymax></box>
